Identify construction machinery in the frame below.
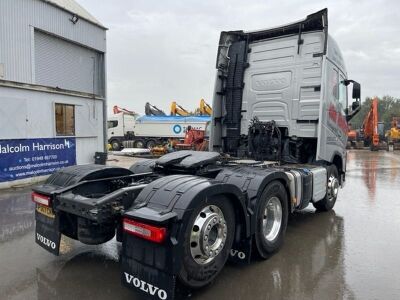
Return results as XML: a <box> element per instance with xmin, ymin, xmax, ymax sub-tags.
<box><xmin>170</xmin><ymin>101</ymin><xmax>190</xmax><ymax>116</ymax></box>
<box><xmin>112</xmin><ymin>105</ymin><xmax>137</xmax><ymax>115</ymax></box>
<box><xmin>171</xmin><ymin>99</ymin><xmax>213</xmax><ymax>116</ymax></box>
<box><xmin>347</xmin><ymin>124</ymin><xmax>364</xmax><ymax>149</ymax></box>
<box><xmin>150</xmin><ymin>125</ymin><xmax>209</xmax><ymax>156</ymax></box>
<box><xmin>145</xmin><ymin>102</ymin><xmax>166</xmax><ymax>116</ymax></box>
<box><xmin>196</xmin><ymin>98</ymin><xmax>213</xmax><ymax>116</ymax></box>
<box><xmin>175</xmin><ymin>126</ymin><xmax>208</xmax><ymax>151</ymax></box>
<box><xmin>109</xmin><ymin>103</ymin><xmax>210</xmax><ymax>150</ymax></box>
<box><xmin>361</xmin><ymin>97</ymin><xmax>386</xmax><ymax>151</ymax></box>
<box><xmin>347</xmin><ymin>124</ymin><xmax>358</xmax><ymax>149</ymax></box>
<box><xmin>386</xmin><ymin>117</ymin><xmax>400</xmax><ymax>150</ymax></box>
<box><xmin>32</xmin><ymin>9</ymin><xmax>361</xmax><ymax>300</ymax></box>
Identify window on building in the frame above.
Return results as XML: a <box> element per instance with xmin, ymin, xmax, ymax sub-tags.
<box><xmin>107</xmin><ymin>120</ymin><xmax>118</xmax><ymax>129</ymax></box>
<box><xmin>55</xmin><ymin>104</ymin><xmax>75</xmax><ymax>136</ymax></box>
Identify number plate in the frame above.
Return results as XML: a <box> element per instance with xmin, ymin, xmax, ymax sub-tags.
<box><xmin>36</xmin><ymin>205</ymin><xmax>55</xmax><ymax>219</ymax></box>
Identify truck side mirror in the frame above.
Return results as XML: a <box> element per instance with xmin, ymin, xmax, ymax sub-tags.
<box><xmin>352</xmin><ymin>81</ymin><xmax>361</xmax><ymax>100</ymax></box>
<box><xmin>342</xmin><ymin>79</ymin><xmax>361</xmax><ymax>100</ymax></box>
<box><xmin>342</xmin><ymin>79</ymin><xmax>361</xmax><ymax>122</ymax></box>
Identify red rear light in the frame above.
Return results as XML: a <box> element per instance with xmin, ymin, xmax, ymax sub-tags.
<box><xmin>123</xmin><ymin>218</ymin><xmax>166</xmax><ymax>243</ymax></box>
<box><xmin>32</xmin><ymin>192</ymin><xmax>50</xmax><ymax>207</ymax></box>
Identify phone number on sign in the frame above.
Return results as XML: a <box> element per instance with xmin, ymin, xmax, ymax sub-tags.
<box><xmin>32</xmin><ymin>155</ymin><xmax>58</xmax><ymax>161</ymax></box>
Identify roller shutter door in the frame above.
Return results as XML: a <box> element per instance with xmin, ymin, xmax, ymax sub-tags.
<box><xmin>34</xmin><ymin>30</ymin><xmax>104</xmax><ymax>96</ymax></box>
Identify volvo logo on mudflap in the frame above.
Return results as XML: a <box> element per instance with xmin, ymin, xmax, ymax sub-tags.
<box><xmin>230</xmin><ymin>249</ymin><xmax>246</xmax><ymax>259</ymax></box>
<box><xmin>36</xmin><ymin>233</ymin><xmax>56</xmax><ymax>249</ymax></box>
<box><xmin>124</xmin><ymin>272</ymin><xmax>168</xmax><ymax>299</ymax></box>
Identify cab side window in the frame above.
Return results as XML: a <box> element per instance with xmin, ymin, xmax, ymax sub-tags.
<box><xmin>107</xmin><ymin>120</ymin><xmax>118</xmax><ymax>129</ymax></box>
<box><xmin>329</xmin><ymin>67</ymin><xmax>339</xmax><ymax>101</ymax></box>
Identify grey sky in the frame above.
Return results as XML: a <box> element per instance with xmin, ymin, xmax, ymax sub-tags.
<box><xmin>77</xmin><ymin>0</ymin><xmax>400</xmax><ymax>115</ymax></box>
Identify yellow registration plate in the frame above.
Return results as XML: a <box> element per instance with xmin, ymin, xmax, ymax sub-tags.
<box><xmin>36</xmin><ymin>205</ymin><xmax>55</xmax><ymax>219</ymax></box>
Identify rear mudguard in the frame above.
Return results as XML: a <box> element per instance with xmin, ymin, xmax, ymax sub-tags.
<box><xmin>121</xmin><ymin>174</ymin><xmax>249</xmax><ymax>299</ymax></box>
<box><xmin>129</xmin><ymin>159</ymin><xmax>156</xmax><ymax>174</ymax></box>
<box><xmin>36</xmin><ymin>164</ymin><xmax>133</xmax><ymax>191</ymax></box>
<box><xmin>33</xmin><ymin>164</ymin><xmax>133</xmax><ymax>255</ymax></box>
<box><xmin>216</xmin><ymin>166</ymin><xmax>290</xmax><ymax>233</ymax></box>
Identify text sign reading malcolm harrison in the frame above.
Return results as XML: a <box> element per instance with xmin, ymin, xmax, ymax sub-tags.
<box><xmin>0</xmin><ymin>138</ymin><xmax>76</xmax><ymax>182</ymax></box>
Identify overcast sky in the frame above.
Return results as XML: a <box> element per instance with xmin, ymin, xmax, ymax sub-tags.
<box><xmin>78</xmin><ymin>0</ymin><xmax>400</xmax><ymax>115</ymax></box>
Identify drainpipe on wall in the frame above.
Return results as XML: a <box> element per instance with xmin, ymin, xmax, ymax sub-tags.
<box><xmin>103</xmin><ymin>52</ymin><xmax>108</xmax><ymax>153</ymax></box>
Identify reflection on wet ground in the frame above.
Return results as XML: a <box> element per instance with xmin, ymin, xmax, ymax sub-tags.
<box><xmin>1</xmin><ymin>150</ymin><xmax>400</xmax><ymax>300</ymax></box>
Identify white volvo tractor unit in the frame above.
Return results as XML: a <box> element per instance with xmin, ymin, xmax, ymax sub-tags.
<box><xmin>32</xmin><ymin>9</ymin><xmax>360</xmax><ymax>299</ymax></box>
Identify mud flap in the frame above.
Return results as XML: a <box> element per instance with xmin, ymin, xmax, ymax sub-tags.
<box><xmin>121</xmin><ymin>255</ymin><xmax>176</xmax><ymax>300</ymax></box>
<box><xmin>35</xmin><ymin>207</ymin><xmax>61</xmax><ymax>255</ymax></box>
<box><xmin>229</xmin><ymin>237</ymin><xmax>252</xmax><ymax>264</ymax></box>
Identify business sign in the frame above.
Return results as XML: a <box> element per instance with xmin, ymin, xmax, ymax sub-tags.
<box><xmin>0</xmin><ymin>138</ymin><xmax>76</xmax><ymax>183</ymax></box>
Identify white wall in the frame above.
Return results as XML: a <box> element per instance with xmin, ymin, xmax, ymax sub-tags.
<box><xmin>0</xmin><ymin>85</ymin><xmax>104</xmax><ymax>165</ymax></box>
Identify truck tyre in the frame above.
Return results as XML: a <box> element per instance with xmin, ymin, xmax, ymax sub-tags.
<box><xmin>146</xmin><ymin>139</ymin><xmax>156</xmax><ymax>148</ymax></box>
<box><xmin>133</xmin><ymin>139</ymin><xmax>145</xmax><ymax>148</ymax></box>
<box><xmin>178</xmin><ymin>195</ymin><xmax>235</xmax><ymax>289</ymax></box>
<box><xmin>254</xmin><ymin>181</ymin><xmax>288</xmax><ymax>259</ymax></box>
<box><xmin>313</xmin><ymin>165</ymin><xmax>339</xmax><ymax>212</ymax></box>
<box><xmin>110</xmin><ymin>139</ymin><xmax>121</xmax><ymax>151</ymax></box>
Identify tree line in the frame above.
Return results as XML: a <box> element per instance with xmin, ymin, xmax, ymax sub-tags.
<box><xmin>348</xmin><ymin>96</ymin><xmax>400</xmax><ymax>131</ymax></box>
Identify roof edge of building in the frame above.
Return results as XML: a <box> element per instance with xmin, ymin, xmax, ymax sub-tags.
<box><xmin>0</xmin><ymin>79</ymin><xmax>106</xmax><ymax>100</ymax></box>
<box><xmin>41</xmin><ymin>0</ymin><xmax>108</xmax><ymax>30</ymax></box>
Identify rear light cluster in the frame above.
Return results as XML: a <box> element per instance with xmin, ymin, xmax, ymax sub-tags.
<box><xmin>32</xmin><ymin>192</ymin><xmax>51</xmax><ymax>207</ymax></box>
<box><xmin>123</xmin><ymin>218</ymin><xmax>166</xmax><ymax>243</ymax></box>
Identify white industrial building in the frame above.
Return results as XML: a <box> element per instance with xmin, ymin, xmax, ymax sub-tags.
<box><xmin>0</xmin><ymin>0</ymin><xmax>107</xmax><ymax>188</ymax></box>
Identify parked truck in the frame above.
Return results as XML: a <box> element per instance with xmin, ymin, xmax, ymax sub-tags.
<box><xmin>32</xmin><ymin>9</ymin><xmax>360</xmax><ymax>300</ymax></box>
<box><xmin>108</xmin><ymin>112</ymin><xmax>210</xmax><ymax>150</ymax></box>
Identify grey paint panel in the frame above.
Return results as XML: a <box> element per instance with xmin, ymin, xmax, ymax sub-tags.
<box><xmin>34</xmin><ymin>31</ymin><xmax>104</xmax><ymax>95</ymax></box>
<box><xmin>241</xmin><ymin>32</ymin><xmax>323</xmax><ymax>138</ymax></box>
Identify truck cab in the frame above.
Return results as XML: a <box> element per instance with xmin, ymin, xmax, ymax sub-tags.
<box><xmin>107</xmin><ymin>112</ymin><xmax>136</xmax><ymax>150</ymax></box>
<box><xmin>210</xmin><ymin>8</ymin><xmax>360</xmax><ymax>181</ymax></box>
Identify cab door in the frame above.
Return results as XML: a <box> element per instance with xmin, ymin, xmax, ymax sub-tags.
<box><xmin>316</xmin><ymin>59</ymin><xmax>347</xmax><ymax>164</ymax></box>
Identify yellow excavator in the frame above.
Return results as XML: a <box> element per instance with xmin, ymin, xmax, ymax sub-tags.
<box><xmin>386</xmin><ymin>117</ymin><xmax>400</xmax><ymax>151</ymax></box>
<box><xmin>170</xmin><ymin>99</ymin><xmax>212</xmax><ymax>116</ymax></box>
<box><xmin>170</xmin><ymin>101</ymin><xmax>190</xmax><ymax>116</ymax></box>
<box><xmin>197</xmin><ymin>99</ymin><xmax>212</xmax><ymax>116</ymax></box>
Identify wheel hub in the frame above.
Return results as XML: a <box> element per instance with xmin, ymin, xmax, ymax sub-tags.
<box><xmin>135</xmin><ymin>141</ymin><xmax>144</xmax><ymax>148</ymax></box>
<box><xmin>262</xmin><ymin>196</ymin><xmax>282</xmax><ymax>242</ymax></box>
<box><xmin>327</xmin><ymin>175</ymin><xmax>339</xmax><ymax>201</ymax></box>
<box><xmin>190</xmin><ymin>205</ymin><xmax>227</xmax><ymax>265</ymax></box>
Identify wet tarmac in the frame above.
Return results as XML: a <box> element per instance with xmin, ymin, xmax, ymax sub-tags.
<box><xmin>1</xmin><ymin>150</ymin><xmax>400</xmax><ymax>300</ymax></box>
